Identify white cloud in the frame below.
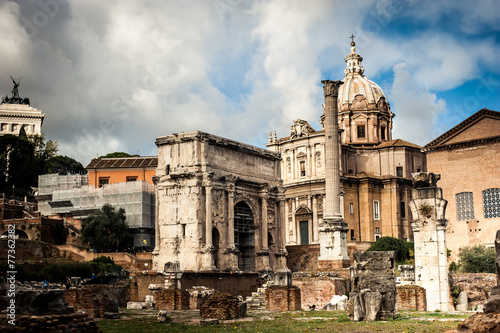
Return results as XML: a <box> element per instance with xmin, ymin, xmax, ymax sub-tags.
<box><xmin>390</xmin><ymin>63</ymin><xmax>446</xmax><ymax>145</ymax></box>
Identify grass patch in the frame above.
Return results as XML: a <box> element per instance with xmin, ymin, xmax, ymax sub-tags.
<box><xmin>97</xmin><ymin>310</ymin><xmax>467</xmax><ymax>333</ymax></box>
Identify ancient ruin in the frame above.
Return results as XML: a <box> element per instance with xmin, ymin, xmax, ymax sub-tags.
<box><xmin>348</xmin><ymin>251</ymin><xmax>397</xmax><ymax>321</ymax></box>
<box><xmin>409</xmin><ymin>172</ymin><xmax>449</xmax><ymax>311</ymax></box>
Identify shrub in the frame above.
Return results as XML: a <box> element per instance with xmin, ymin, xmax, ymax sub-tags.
<box><xmin>90</xmin><ymin>256</ymin><xmax>123</xmax><ymax>275</ymax></box>
<box><xmin>368</xmin><ymin>236</ymin><xmax>414</xmax><ymax>263</ymax></box>
<box><xmin>457</xmin><ymin>244</ymin><xmax>496</xmax><ymax>273</ymax></box>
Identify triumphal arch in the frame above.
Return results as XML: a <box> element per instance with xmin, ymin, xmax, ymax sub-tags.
<box><xmin>152</xmin><ymin>131</ymin><xmax>288</xmax><ymax>274</ymax></box>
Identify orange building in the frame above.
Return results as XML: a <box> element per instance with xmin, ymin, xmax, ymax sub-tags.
<box><xmin>86</xmin><ymin>156</ymin><xmax>158</xmax><ymax>187</ymax></box>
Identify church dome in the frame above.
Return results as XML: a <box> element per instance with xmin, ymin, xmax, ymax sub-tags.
<box><xmin>337</xmin><ymin>42</ymin><xmax>388</xmax><ymax>112</ymax></box>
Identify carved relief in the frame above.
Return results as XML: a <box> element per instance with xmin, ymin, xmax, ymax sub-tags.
<box><xmin>290</xmin><ymin>119</ymin><xmax>314</xmax><ymax>139</ymax></box>
<box><xmin>315</xmin><ymin>151</ymin><xmax>321</xmax><ymax>168</ymax></box>
<box><xmin>286</xmin><ymin>156</ymin><xmax>291</xmax><ymax>173</ymax></box>
<box><xmin>212</xmin><ymin>189</ymin><xmax>224</xmax><ymax>220</ymax></box>
<box><xmin>351</xmin><ymin>94</ymin><xmax>368</xmax><ymax>111</ymax></box>
<box><xmin>317</xmin><ymin>195</ymin><xmax>323</xmax><ymax>210</ymax></box>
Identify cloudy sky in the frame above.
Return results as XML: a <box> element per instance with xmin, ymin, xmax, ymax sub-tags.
<box><xmin>1</xmin><ymin>0</ymin><xmax>499</xmax><ymax>165</ymax></box>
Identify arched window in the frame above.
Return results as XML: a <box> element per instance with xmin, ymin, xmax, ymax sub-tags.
<box><xmin>456</xmin><ymin>192</ymin><xmax>474</xmax><ymax>221</ymax></box>
<box><xmin>483</xmin><ymin>188</ymin><xmax>500</xmax><ymax>219</ymax></box>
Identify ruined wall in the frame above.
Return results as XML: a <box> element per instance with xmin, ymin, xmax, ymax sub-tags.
<box><xmin>0</xmin><ymin>239</ymin><xmax>60</xmax><ymax>260</ymax></box>
<box><xmin>397</xmin><ymin>285</ymin><xmax>426</xmax><ymax>311</ymax></box>
<box><xmin>129</xmin><ymin>273</ymin><xmax>166</xmax><ymax>302</ymax></box>
<box><xmin>451</xmin><ymin>273</ymin><xmax>497</xmax><ymax>308</ymax></box>
<box><xmin>265</xmin><ymin>285</ymin><xmax>301</xmax><ymax>311</ymax></box>
<box><xmin>292</xmin><ymin>273</ymin><xmax>346</xmax><ymax>310</ymax></box>
<box><xmin>154</xmin><ymin>289</ymin><xmax>189</xmax><ymax>310</ymax></box>
<box><xmin>0</xmin><ymin>313</ymin><xmax>100</xmax><ymax>332</ymax></box>
<box><xmin>64</xmin><ymin>285</ymin><xmax>125</xmax><ymax>317</ymax></box>
<box><xmin>179</xmin><ymin>272</ymin><xmax>262</xmax><ymax>299</ymax></box>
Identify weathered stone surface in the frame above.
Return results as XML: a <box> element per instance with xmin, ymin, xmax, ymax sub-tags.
<box><xmin>15</xmin><ymin>290</ymin><xmax>71</xmax><ymax>315</ymax></box>
<box><xmin>362</xmin><ymin>290</ymin><xmax>382</xmax><ymax>322</ymax></box>
<box><xmin>348</xmin><ymin>251</ymin><xmax>397</xmax><ymax>322</ymax></box>
<box><xmin>484</xmin><ymin>286</ymin><xmax>500</xmax><ymax>313</ymax></box>
<box><xmin>157</xmin><ymin>310</ymin><xmax>170</xmax><ymax>322</ymax></box>
<box><xmin>454</xmin><ymin>313</ymin><xmax>500</xmax><ymax>332</ymax></box>
<box><xmin>456</xmin><ymin>291</ymin><xmax>469</xmax><ymax>312</ymax></box>
<box><xmin>127</xmin><ymin>301</ymin><xmax>143</xmax><ymax>309</ymax></box>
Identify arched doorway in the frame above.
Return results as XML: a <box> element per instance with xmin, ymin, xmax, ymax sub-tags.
<box><xmin>296</xmin><ymin>206</ymin><xmax>312</xmax><ymax>245</ymax></box>
<box><xmin>234</xmin><ymin>202</ymin><xmax>255</xmax><ymax>271</ymax></box>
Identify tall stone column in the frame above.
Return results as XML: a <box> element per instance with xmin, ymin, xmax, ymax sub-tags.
<box><xmin>318</xmin><ymin>80</ymin><xmax>350</xmax><ymax>269</ymax></box>
<box><xmin>202</xmin><ymin>184</ymin><xmax>216</xmax><ymax>271</ymax></box>
<box><xmin>225</xmin><ymin>182</ymin><xmax>239</xmax><ymax>271</ymax></box>
<box><xmin>409</xmin><ymin>172</ymin><xmax>449</xmax><ymax>311</ymax></box>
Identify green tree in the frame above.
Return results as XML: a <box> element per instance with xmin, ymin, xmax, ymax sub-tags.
<box><xmin>368</xmin><ymin>236</ymin><xmax>414</xmax><ymax>263</ymax></box>
<box><xmin>457</xmin><ymin>244</ymin><xmax>496</xmax><ymax>273</ymax></box>
<box><xmin>0</xmin><ymin>131</ymin><xmax>59</xmax><ymax>197</ymax></box>
<box><xmin>81</xmin><ymin>204</ymin><xmax>133</xmax><ymax>252</ymax></box>
<box><xmin>101</xmin><ymin>152</ymin><xmax>132</xmax><ymax>158</ymax></box>
<box><xmin>47</xmin><ymin>155</ymin><xmax>86</xmax><ymax>175</ymax></box>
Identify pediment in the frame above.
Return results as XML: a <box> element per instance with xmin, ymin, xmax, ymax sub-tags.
<box><xmin>352</xmin><ymin>113</ymin><xmax>369</xmax><ymax>120</ymax></box>
<box><xmin>296</xmin><ymin>151</ymin><xmax>307</xmax><ymax>158</ymax></box>
<box><xmin>426</xmin><ymin>109</ymin><xmax>500</xmax><ymax>148</ymax></box>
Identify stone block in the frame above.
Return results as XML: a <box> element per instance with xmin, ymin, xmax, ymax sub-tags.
<box><xmin>456</xmin><ymin>291</ymin><xmax>469</xmax><ymax>312</ymax></box>
<box><xmin>127</xmin><ymin>302</ymin><xmax>143</xmax><ymax>310</ymax></box>
<box><xmin>157</xmin><ymin>310</ymin><xmax>169</xmax><ymax>322</ymax></box>
<box><xmin>362</xmin><ymin>291</ymin><xmax>382</xmax><ymax>322</ymax></box>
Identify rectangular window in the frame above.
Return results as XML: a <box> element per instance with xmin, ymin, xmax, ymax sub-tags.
<box><xmin>357</xmin><ymin>125</ymin><xmax>365</xmax><ymax>139</ymax></box>
<box><xmin>457</xmin><ymin>192</ymin><xmax>474</xmax><ymax>220</ymax></box>
<box><xmin>350</xmin><ymin>203</ymin><xmax>354</xmax><ymax>215</ymax></box>
<box><xmin>126</xmin><ymin>176</ymin><xmax>137</xmax><ymax>182</ymax></box>
<box><xmin>98</xmin><ymin>177</ymin><xmax>109</xmax><ymax>187</ymax></box>
<box><xmin>396</xmin><ymin>166</ymin><xmax>403</xmax><ymax>177</ymax></box>
<box><xmin>373</xmin><ymin>201</ymin><xmax>380</xmax><ymax>220</ymax></box>
<box><xmin>350</xmin><ymin>229</ymin><xmax>355</xmax><ymax>241</ymax></box>
<box><xmin>483</xmin><ymin>189</ymin><xmax>500</xmax><ymax>219</ymax></box>
<box><xmin>375</xmin><ymin>227</ymin><xmax>380</xmax><ymax>233</ymax></box>
<box><xmin>300</xmin><ymin>161</ymin><xmax>306</xmax><ymax>177</ymax></box>
<box><xmin>400</xmin><ymin>201</ymin><xmax>406</xmax><ymax>218</ymax></box>
<box><xmin>381</xmin><ymin>126</ymin><xmax>386</xmax><ymax>140</ymax></box>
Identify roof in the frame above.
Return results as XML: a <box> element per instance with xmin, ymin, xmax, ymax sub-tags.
<box><xmin>375</xmin><ymin>139</ymin><xmax>422</xmax><ymax>149</ymax></box>
<box><xmin>424</xmin><ymin>108</ymin><xmax>500</xmax><ymax>150</ymax></box>
<box><xmin>86</xmin><ymin>156</ymin><xmax>158</xmax><ymax>169</ymax></box>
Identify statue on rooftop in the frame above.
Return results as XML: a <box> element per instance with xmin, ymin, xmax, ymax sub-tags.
<box><xmin>10</xmin><ymin>76</ymin><xmax>21</xmax><ymax>98</ymax></box>
<box><xmin>2</xmin><ymin>76</ymin><xmax>29</xmax><ymax>105</ymax></box>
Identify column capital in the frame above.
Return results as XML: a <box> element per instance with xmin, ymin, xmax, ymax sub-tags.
<box><xmin>321</xmin><ymin>80</ymin><xmax>343</xmax><ymax>97</ymax></box>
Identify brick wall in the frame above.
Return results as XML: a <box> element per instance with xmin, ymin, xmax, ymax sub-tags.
<box><xmin>199</xmin><ymin>293</ymin><xmax>241</xmax><ymax>319</ymax></box>
<box><xmin>64</xmin><ymin>285</ymin><xmax>124</xmax><ymax>318</ymax></box>
<box><xmin>265</xmin><ymin>286</ymin><xmax>301</xmax><ymax>311</ymax></box>
<box><xmin>130</xmin><ymin>272</ymin><xmax>165</xmax><ymax>302</ymax></box>
<box><xmin>397</xmin><ymin>285</ymin><xmax>427</xmax><ymax>311</ymax></box>
<box><xmin>293</xmin><ymin>274</ymin><xmax>347</xmax><ymax>310</ymax></box>
<box><xmin>154</xmin><ymin>289</ymin><xmax>189</xmax><ymax>310</ymax></box>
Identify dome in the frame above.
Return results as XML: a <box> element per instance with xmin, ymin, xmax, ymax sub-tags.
<box><xmin>337</xmin><ymin>43</ymin><xmax>388</xmax><ymax>112</ymax></box>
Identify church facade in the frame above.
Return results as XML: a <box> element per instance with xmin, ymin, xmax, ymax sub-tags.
<box><xmin>266</xmin><ymin>42</ymin><xmax>426</xmax><ymax>246</ymax></box>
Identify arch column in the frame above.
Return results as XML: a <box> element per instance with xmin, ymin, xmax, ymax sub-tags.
<box><xmin>258</xmin><ymin>188</ymin><xmax>272</xmax><ymax>273</ymax></box>
<box><xmin>202</xmin><ymin>183</ymin><xmax>216</xmax><ymax>271</ymax></box>
<box><xmin>225</xmin><ymin>182</ymin><xmax>239</xmax><ymax>271</ymax></box>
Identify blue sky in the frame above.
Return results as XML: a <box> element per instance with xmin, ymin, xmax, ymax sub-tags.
<box><xmin>1</xmin><ymin>0</ymin><xmax>499</xmax><ymax>165</ymax></box>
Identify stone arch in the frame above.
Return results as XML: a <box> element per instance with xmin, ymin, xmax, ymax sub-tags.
<box><xmin>234</xmin><ymin>201</ymin><xmax>256</xmax><ymax>272</ymax></box>
<box><xmin>2</xmin><ymin>229</ymin><xmax>29</xmax><ymax>240</ymax></box>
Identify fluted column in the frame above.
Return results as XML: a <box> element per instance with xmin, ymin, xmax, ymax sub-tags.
<box><xmin>225</xmin><ymin>182</ymin><xmax>239</xmax><ymax>271</ymax></box>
